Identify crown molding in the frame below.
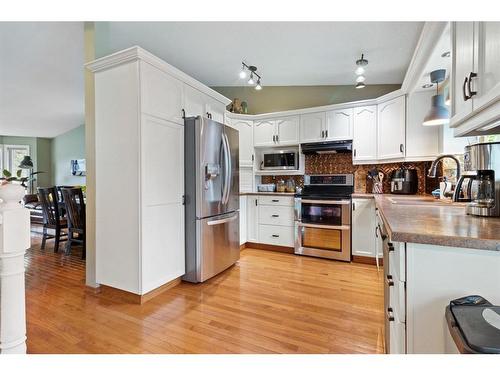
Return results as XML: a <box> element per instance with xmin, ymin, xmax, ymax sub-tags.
<box><xmin>86</xmin><ymin>46</ymin><xmax>231</xmax><ymax>105</ymax></box>
<box><xmin>401</xmin><ymin>22</ymin><xmax>448</xmax><ymax>94</ymax></box>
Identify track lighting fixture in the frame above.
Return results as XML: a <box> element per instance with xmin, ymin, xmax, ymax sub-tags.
<box><xmin>238</xmin><ymin>62</ymin><xmax>263</xmax><ymax>90</ymax></box>
<box><xmin>354</xmin><ymin>54</ymin><xmax>368</xmax><ymax>88</ymax></box>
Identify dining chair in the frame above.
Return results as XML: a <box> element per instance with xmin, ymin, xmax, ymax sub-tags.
<box><xmin>37</xmin><ymin>187</ymin><xmax>68</xmax><ymax>253</ymax></box>
<box><xmin>61</xmin><ymin>187</ymin><xmax>86</xmax><ymax>259</ymax></box>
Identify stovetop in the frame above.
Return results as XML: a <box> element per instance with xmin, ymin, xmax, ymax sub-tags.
<box><xmin>297</xmin><ymin>173</ymin><xmax>354</xmax><ymax>200</ymax></box>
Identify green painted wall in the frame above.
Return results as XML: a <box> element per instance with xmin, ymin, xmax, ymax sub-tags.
<box><xmin>51</xmin><ymin>125</ymin><xmax>86</xmax><ymax>186</ymax></box>
<box><xmin>0</xmin><ymin>135</ymin><xmax>52</xmax><ymax>188</ymax></box>
<box><xmin>212</xmin><ymin>85</ymin><xmax>401</xmax><ymax>114</ymax></box>
<box><xmin>36</xmin><ymin>138</ymin><xmax>52</xmax><ymax>187</ymax></box>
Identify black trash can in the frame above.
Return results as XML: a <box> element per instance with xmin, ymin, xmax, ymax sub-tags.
<box><xmin>446</xmin><ymin>295</ymin><xmax>500</xmax><ymax>354</ymax></box>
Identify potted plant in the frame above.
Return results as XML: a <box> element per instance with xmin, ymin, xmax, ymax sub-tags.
<box><xmin>0</xmin><ymin>169</ymin><xmax>33</xmax><ymax>209</ymax></box>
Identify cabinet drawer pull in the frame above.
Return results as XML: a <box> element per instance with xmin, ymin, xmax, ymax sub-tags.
<box><xmin>467</xmin><ymin>72</ymin><xmax>477</xmax><ymax>98</ymax></box>
<box><xmin>386</xmin><ymin>275</ymin><xmax>394</xmax><ymax>287</ymax></box>
<box><xmin>272</xmin><ymin>234</ymin><xmax>280</xmax><ymax>238</ymax></box>
<box><xmin>387</xmin><ymin>307</ymin><xmax>395</xmax><ymax>322</ymax></box>
<box><xmin>271</xmin><ymin>214</ymin><xmax>280</xmax><ymax>217</ymax></box>
<box><xmin>463</xmin><ymin>76</ymin><xmax>470</xmax><ymax>101</ymax></box>
<box><xmin>271</xmin><ymin>199</ymin><xmax>280</xmax><ymax>202</ymax></box>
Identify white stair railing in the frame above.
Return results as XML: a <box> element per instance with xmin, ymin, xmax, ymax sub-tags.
<box><xmin>0</xmin><ymin>185</ymin><xmax>30</xmax><ymax>354</ymax></box>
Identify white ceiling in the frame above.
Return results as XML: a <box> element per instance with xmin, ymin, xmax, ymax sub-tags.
<box><xmin>0</xmin><ymin>22</ymin><xmax>84</xmax><ymax>138</ymax></box>
<box><xmin>417</xmin><ymin>24</ymin><xmax>451</xmax><ymax>92</ymax></box>
<box><xmin>96</xmin><ymin>22</ymin><xmax>424</xmax><ymax>86</ymax></box>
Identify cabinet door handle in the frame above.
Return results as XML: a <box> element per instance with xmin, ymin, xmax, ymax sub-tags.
<box><xmin>272</xmin><ymin>234</ymin><xmax>280</xmax><ymax>238</ymax></box>
<box><xmin>387</xmin><ymin>307</ymin><xmax>395</xmax><ymax>322</ymax></box>
<box><xmin>255</xmin><ymin>199</ymin><xmax>258</xmax><ymax>206</ymax></box>
<box><xmin>276</xmin><ymin>135</ymin><xmax>279</xmax><ymax>143</ymax></box>
<box><xmin>463</xmin><ymin>76</ymin><xmax>471</xmax><ymax>101</ymax></box>
<box><xmin>400</xmin><ymin>143</ymin><xmax>404</xmax><ymax>153</ymax></box>
<box><xmin>353</xmin><ymin>149</ymin><xmax>357</xmax><ymax>157</ymax></box>
<box><xmin>272</xmin><ymin>135</ymin><xmax>276</xmax><ymax>143</ymax></box>
<box><xmin>352</xmin><ymin>202</ymin><xmax>355</xmax><ymax>211</ymax></box>
<box><xmin>388</xmin><ymin>243</ymin><xmax>394</xmax><ymax>252</ymax></box>
<box><xmin>271</xmin><ymin>214</ymin><xmax>280</xmax><ymax>217</ymax></box>
<box><xmin>321</xmin><ymin>130</ymin><xmax>324</xmax><ymax>138</ymax></box>
<box><xmin>386</xmin><ymin>275</ymin><xmax>394</xmax><ymax>287</ymax></box>
<box><xmin>467</xmin><ymin>72</ymin><xmax>478</xmax><ymax>98</ymax></box>
<box><xmin>325</xmin><ymin>130</ymin><xmax>328</xmax><ymax>138</ymax></box>
<box><xmin>181</xmin><ymin>109</ymin><xmax>186</xmax><ymax>119</ymax></box>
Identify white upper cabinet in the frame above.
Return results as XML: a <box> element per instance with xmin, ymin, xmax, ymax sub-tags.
<box><xmin>183</xmin><ymin>84</ymin><xmax>226</xmax><ymax>123</ymax></box>
<box><xmin>406</xmin><ymin>91</ymin><xmax>439</xmax><ymax>160</ymax></box>
<box><xmin>299</xmin><ymin>112</ymin><xmax>326</xmax><ymax>143</ymax></box>
<box><xmin>275</xmin><ymin>116</ymin><xmax>299</xmax><ymax>145</ymax></box>
<box><xmin>377</xmin><ymin>96</ymin><xmax>406</xmax><ymax>160</ymax></box>
<box><xmin>451</xmin><ymin>22</ymin><xmax>475</xmax><ymax>124</ymax></box>
<box><xmin>254</xmin><ymin>116</ymin><xmax>299</xmax><ymax>147</ymax></box>
<box><xmin>183</xmin><ymin>84</ymin><xmax>207</xmax><ymax>118</ymax></box>
<box><xmin>206</xmin><ymin>98</ymin><xmax>226</xmax><ymax>124</ymax></box>
<box><xmin>254</xmin><ymin>120</ymin><xmax>276</xmax><ymax>147</ymax></box>
<box><xmin>352</xmin><ymin>106</ymin><xmax>377</xmax><ymax>162</ymax></box>
<box><xmin>326</xmin><ymin>108</ymin><xmax>354</xmax><ymax>140</ymax></box>
<box><xmin>140</xmin><ymin>62</ymin><xmax>184</xmax><ymax>124</ymax></box>
<box><xmin>451</xmin><ymin>22</ymin><xmax>500</xmax><ymax>135</ymax></box>
<box><xmin>230</xmin><ymin>119</ymin><xmax>254</xmax><ymax>166</ymax></box>
<box><xmin>472</xmin><ymin>22</ymin><xmax>500</xmax><ymax>110</ymax></box>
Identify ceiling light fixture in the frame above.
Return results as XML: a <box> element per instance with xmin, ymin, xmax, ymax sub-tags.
<box><xmin>441</xmin><ymin>51</ymin><xmax>451</xmax><ymax>58</ymax></box>
<box><xmin>255</xmin><ymin>78</ymin><xmax>262</xmax><ymax>91</ymax></box>
<box><xmin>354</xmin><ymin>54</ymin><xmax>368</xmax><ymax>88</ymax></box>
<box><xmin>423</xmin><ymin>69</ymin><xmax>450</xmax><ymax>126</ymax></box>
<box><xmin>422</xmin><ymin>83</ymin><xmax>434</xmax><ymax>89</ymax></box>
<box><xmin>239</xmin><ymin>62</ymin><xmax>263</xmax><ymax>90</ymax></box>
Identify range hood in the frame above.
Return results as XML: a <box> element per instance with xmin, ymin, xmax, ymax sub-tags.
<box><xmin>301</xmin><ymin>140</ymin><xmax>352</xmax><ymax>154</ymax></box>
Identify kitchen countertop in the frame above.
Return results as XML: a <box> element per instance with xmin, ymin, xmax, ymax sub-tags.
<box><xmin>372</xmin><ymin>194</ymin><xmax>500</xmax><ymax>251</ymax></box>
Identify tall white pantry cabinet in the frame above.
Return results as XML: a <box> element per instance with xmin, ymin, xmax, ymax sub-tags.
<box><xmin>87</xmin><ymin>47</ymin><xmax>231</xmax><ymax>295</ymax></box>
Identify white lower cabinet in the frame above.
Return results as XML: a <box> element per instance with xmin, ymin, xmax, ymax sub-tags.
<box><xmin>258</xmin><ymin>225</ymin><xmax>294</xmax><ymax>247</ymax></box>
<box><xmin>243</xmin><ymin>195</ymin><xmax>294</xmax><ymax>247</ymax></box>
<box><xmin>257</xmin><ymin>196</ymin><xmax>295</xmax><ymax>247</ymax></box>
<box><xmin>239</xmin><ymin>196</ymin><xmax>247</xmax><ymax>245</ymax></box>
<box><xmin>352</xmin><ymin>198</ymin><xmax>376</xmax><ymax>258</ymax></box>
<box><xmin>246</xmin><ymin>195</ymin><xmax>259</xmax><ymax>243</ymax></box>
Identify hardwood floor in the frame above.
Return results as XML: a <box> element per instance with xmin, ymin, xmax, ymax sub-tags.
<box><xmin>25</xmin><ymin>233</ymin><xmax>385</xmax><ymax>354</ymax></box>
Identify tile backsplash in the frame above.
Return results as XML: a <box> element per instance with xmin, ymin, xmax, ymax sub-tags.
<box><xmin>261</xmin><ymin>153</ymin><xmax>440</xmax><ymax>195</ymax></box>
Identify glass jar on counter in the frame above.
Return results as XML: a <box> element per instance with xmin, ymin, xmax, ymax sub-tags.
<box><xmin>286</xmin><ymin>178</ymin><xmax>296</xmax><ymax>193</ymax></box>
<box><xmin>276</xmin><ymin>179</ymin><xmax>286</xmax><ymax>192</ymax></box>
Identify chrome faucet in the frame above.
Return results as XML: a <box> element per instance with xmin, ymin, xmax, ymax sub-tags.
<box><xmin>427</xmin><ymin>154</ymin><xmax>461</xmax><ymax>201</ymax></box>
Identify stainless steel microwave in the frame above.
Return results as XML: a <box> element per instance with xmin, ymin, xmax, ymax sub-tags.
<box><xmin>261</xmin><ymin>150</ymin><xmax>299</xmax><ymax>170</ymax></box>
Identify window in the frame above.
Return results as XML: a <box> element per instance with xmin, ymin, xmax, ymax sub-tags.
<box><xmin>2</xmin><ymin>145</ymin><xmax>31</xmax><ymax>178</ymax></box>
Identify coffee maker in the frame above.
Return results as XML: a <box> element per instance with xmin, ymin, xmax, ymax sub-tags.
<box><xmin>457</xmin><ymin>142</ymin><xmax>500</xmax><ymax>217</ymax></box>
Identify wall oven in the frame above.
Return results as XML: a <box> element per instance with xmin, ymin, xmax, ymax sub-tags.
<box><xmin>261</xmin><ymin>149</ymin><xmax>299</xmax><ymax>170</ymax></box>
<box><xmin>294</xmin><ymin>174</ymin><xmax>353</xmax><ymax>262</ymax></box>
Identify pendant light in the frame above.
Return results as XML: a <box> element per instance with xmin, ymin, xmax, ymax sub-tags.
<box><xmin>423</xmin><ymin>69</ymin><xmax>450</xmax><ymax>126</ymax></box>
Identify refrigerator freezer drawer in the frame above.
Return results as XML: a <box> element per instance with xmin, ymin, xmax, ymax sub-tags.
<box><xmin>196</xmin><ymin>211</ymin><xmax>240</xmax><ymax>282</ymax></box>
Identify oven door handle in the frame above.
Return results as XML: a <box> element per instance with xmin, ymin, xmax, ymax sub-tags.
<box><xmin>300</xmin><ymin>199</ymin><xmax>351</xmax><ymax>205</ymax></box>
<box><xmin>296</xmin><ymin>222</ymin><xmax>351</xmax><ymax>231</ymax></box>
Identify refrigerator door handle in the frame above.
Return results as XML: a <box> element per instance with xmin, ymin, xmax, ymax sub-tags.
<box><xmin>221</xmin><ymin>132</ymin><xmax>232</xmax><ymax>205</ymax></box>
<box><xmin>207</xmin><ymin>213</ymin><xmax>238</xmax><ymax>226</ymax></box>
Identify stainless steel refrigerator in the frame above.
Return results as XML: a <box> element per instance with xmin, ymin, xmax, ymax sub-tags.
<box><xmin>183</xmin><ymin>116</ymin><xmax>240</xmax><ymax>283</ymax></box>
